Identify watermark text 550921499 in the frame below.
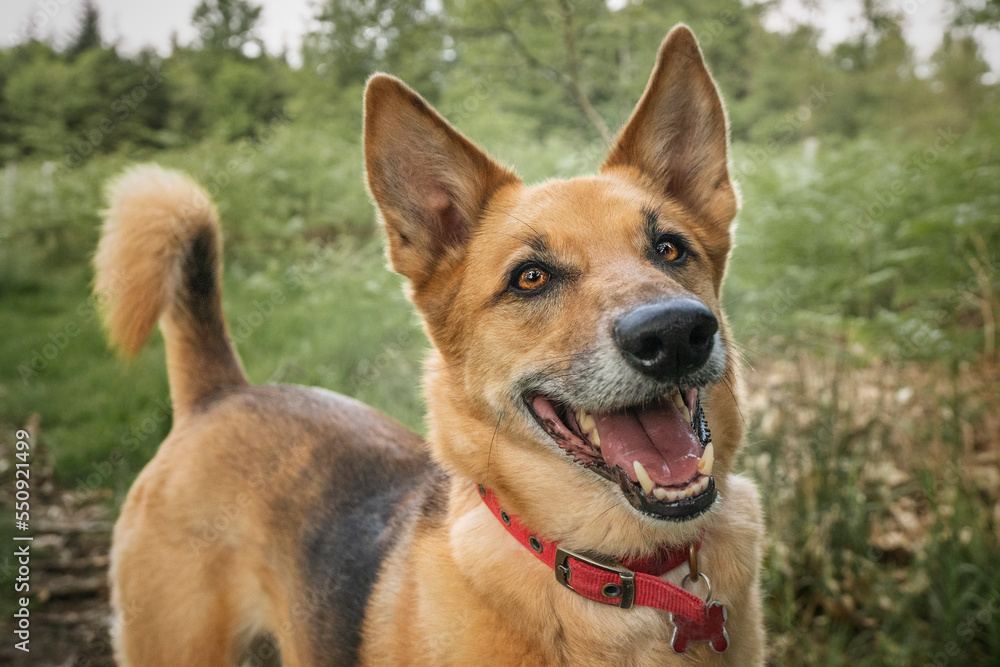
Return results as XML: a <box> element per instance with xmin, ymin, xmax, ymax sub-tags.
<box><xmin>12</xmin><ymin>428</ymin><xmax>32</xmax><ymax>653</ymax></box>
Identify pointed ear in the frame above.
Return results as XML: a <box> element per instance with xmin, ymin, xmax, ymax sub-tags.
<box><xmin>602</xmin><ymin>25</ymin><xmax>737</xmax><ymax>230</ymax></box>
<box><xmin>364</xmin><ymin>75</ymin><xmax>521</xmax><ymax>286</ymax></box>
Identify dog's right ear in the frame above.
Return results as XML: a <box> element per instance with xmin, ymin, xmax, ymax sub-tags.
<box><xmin>364</xmin><ymin>75</ymin><xmax>521</xmax><ymax>286</ymax></box>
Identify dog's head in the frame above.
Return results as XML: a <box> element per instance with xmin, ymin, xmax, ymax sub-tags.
<box><xmin>364</xmin><ymin>25</ymin><xmax>742</xmax><ymax>551</ymax></box>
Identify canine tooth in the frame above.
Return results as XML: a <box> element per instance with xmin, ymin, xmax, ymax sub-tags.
<box><xmin>666</xmin><ymin>489</ymin><xmax>681</xmax><ymax>501</ymax></box>
<box><xmin>653</xmin><ymin>487</ymin><xmax>668</xmax><ymax>500</ymax></box>
<box><xmin>697</xmin><ymin>442</ymin><xmax>714</xmax><ymax>477</ymax></box>
<box><xmin>590</xmin><ymin>427</ymin><xmax>601</xmax><ymax>449</ymax></box>
<box><xmin>633</xmin><ymin>461</ymin><xmax>655</xmax><ymax>494</ymax></box>
<box><xmin>699</xmin><ymin>476</ymin><xmax>710</xmax><ymax>493</ymax></box>
<box><xmin>578</xmin><ymin>410</ymin><xmax>596</xmax><ymax>433</ymax></box>
<box><xmin>671</xmin><ymin>391</ymin><xmax>691</xmax><ymax>423</ymax></box>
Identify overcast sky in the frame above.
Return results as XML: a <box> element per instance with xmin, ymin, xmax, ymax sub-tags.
<box><xmin>2</xmin><ymin>0</ymin><xmax>998</xmax><ymax>77</ymax></box>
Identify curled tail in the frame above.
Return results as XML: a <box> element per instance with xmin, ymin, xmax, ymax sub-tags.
<box><xmin>94</xmin><ymin>164</ymin><xmax>248</xmax><ymax>418</ymax></box>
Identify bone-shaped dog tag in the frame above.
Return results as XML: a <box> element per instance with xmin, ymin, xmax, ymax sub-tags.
<box><xmin>669</xmin><ymin>601</ymin><xmax>729</xmax><ymax>654</ymax></box>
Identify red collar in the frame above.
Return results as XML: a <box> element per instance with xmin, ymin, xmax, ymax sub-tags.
<box><xmin>477</xmin><ymin>483</ymin><xmax>731</xmax><ymax>653</ymax></box>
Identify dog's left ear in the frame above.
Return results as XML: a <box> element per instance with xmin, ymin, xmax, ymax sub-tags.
<box><xmin>602</xmin><ymin>25</ymin><xmax>737</xmax><ymax>231</ymax></box>
<box><xmin>364</xmin><ymin>75</ymin><xmax>521</xmax><ymax>288</ymax></box>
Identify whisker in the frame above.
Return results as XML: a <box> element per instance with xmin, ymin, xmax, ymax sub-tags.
<box><xmin>502</xmin><ymin>210</ymin><xmax>540</xmax><ymax>236</ymax></box>
<box><xmin>486</xmin><ymin>413</ymin><xmax>504</xmax><ymax>484</ymax></box>
<box><xmin>719</xmin><ymin>375</ymin><xmax>749</xmax><ymax>430</ymax></box>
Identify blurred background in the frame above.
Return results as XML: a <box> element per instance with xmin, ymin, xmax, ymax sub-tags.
<box><xmin>0</xmin><ymin>0</ymin><xmax>998</xmax><ymax>664</ymax></box>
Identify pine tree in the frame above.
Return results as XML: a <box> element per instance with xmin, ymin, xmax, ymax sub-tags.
<box><xmin>67</xmin><ymin>0</ymin><xmax>101</xmax><ymax>58</ymax></box>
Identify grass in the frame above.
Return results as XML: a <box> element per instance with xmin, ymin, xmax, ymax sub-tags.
<box><xmin>0</xmin><ymin>117</ymin><xmax>998</xmax><ymax>664</ymax></box>
<box><xmin>737</xmin><ymin>356</ymin><xmax>1000</xmax><ymax>665</ymax></box>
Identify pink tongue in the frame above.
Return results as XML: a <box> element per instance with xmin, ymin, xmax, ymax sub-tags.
<box><xmin>595</xmin><ymin>400</ymin><xmax>700</xmax><ymax>488</ymax></box>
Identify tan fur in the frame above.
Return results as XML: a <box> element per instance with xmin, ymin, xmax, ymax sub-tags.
<box><xmin>108</xmin><ymin>389</ymin><xmax>406</xmax><ymax>666</ymax></box>
<box><xmin>95</xmin><ymin>164</ymin><xmax>248</xmax><ymax>416</ymax></box>
<box><xmin>96</xmin><ymin>165</ymin><xmax>214</xmax><ymax>356</ymax></box>
<box><xmin>101</xmin><ymin>24</ymin><xmax>764</xmax><ymax>666</ymax></box>
<box><xmin>360</xmin><ymin>25</ymin><xmax>763</xmax><ymax>664</ymax></box>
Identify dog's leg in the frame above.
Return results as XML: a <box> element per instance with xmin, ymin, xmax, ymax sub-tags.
<box><xmin>97</xmin><ymin>166</ymin><xmax>263</xmax><ymax>664</ymax></box>
<box><xmin>110</xmin><ymin>510</ymin><xmax>242</xmax><ymax>665</ymax></box>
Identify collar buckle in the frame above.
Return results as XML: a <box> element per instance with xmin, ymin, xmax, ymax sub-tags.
<box><xmin>554</xmin><ymin>546</ymin><xmax>636</xmax><ymax>609</ymax></box>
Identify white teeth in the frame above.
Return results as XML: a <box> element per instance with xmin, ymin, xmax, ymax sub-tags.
<box><xmin>650</xmin><ymin>469</ymin><xmax>713</xmax><ymax>503</ymax></box>
<box><xmin>590</xmin><ymin>427</ymin><xmax>601</xmax><ymax>449</ymax></box>
<box><xmin>633</xmin><ymin>461</ymin><xmax>655</xmax><ymax>494</ymax></box>
<box><xmin>697</xmin><ymin>442</ymin><xmax>714</xmax><ymax>477</ymax></box>
<box><xmin>671</xmin><ymin>390</ymin><xmax>691</xmax><ymax>424</ymax></box>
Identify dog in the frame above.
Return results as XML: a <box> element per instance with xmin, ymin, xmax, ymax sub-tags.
<box><xmin>96</xmin><ymin>24</ymin><xmax>764</xmax><ymax>665</ymax></box>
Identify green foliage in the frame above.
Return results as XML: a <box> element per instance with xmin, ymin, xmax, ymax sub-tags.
<box><xmin>192</xmin><ymin>0</ymin><xmax>264</xmax><ymax>53</ymax></box>
<box><xmin>1</xmin><ymin>0</ymin><xmax>997</xmax><ymax>161</ymax></box>
<box><xmin>0</xmin><ymin>123</ymin><xmax>408</xmax><ymax>497</ymax></box>
<box><xmin>66</xmin><ymin>0</ymin><xmax>102</xmax><ymax>58</ymax></box>
<box><xmin>0</xmin><ymin>3</ymin><xmax>998</xmax><ymax>664</ymax></box>
<box><xmin>954</xmin><ymin>0</ymin><xmax>1000</xmax><ymax>27</ymax></box>
<box><xmin>0</xmin><ymin>42</ymin><xmax>169</xmax><ymax>164</ymax></box>
<box><xmin>308</xmin><ymin>0</ymin><xmax>446</xmax><ymax>91</ymax></box>
<box><xmin>725</xmin><ymin>114</ymin><xmax>1000</xmax><ymax>362</ymax></box>
<box><xmin>0</xmin><ymin>0</ymin><xmax>287</xmax><ymax>163</ymax></box>
<box><xmin>163</xmin><ymin>48</ymin><xmax>289</xmax><ymax>141</ymax></box>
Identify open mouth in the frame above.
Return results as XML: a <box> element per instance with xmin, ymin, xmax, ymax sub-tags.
<box><xmin>527</xmin><ymin>388</ymin><xmax>716</xmax><ymax>521</ymax></box>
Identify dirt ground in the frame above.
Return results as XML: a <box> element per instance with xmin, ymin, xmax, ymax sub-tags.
<box><xmin>1</xmin><ymin>430</ymin><xmax>116</xmax><ymax>667</ymax></box>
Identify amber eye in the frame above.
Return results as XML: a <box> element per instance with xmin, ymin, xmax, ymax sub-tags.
<box><xmin>656</xmin><ymin>237</ymin><xmax>684</xmax><ymax>262</ymax></box>
<box><xmin>516</xmin><ymin>266</ymin><xmax>550</xmax><ymax>291</ymax></box>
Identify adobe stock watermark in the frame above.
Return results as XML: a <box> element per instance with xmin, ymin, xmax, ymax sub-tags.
<box><xmin>6</xmin><ymin>0</ymin><xmax>73</xmax><ymax>46</ymax></box>
<box><xmin>847</xmin><ymin>127</ymin><xmax>960</xmax><ymax>236</ymax></box>
<box><xmin>65</xmin><ymin>66</ymin><xmax>165</xmax><ymax>168</ymax></box>
<box><xmin>188</xmin><ymin>240</ymin><xmax>334</xmax><ymax>353</ymax></box>
<box><xmin>442</xmin><ymin>76</ymin><xmax>497</xmax><ymax>126</ymax></box>
<box><xmin>734</xmin><ymin>84</ymin><xmax>835</xmax><ymax>180</ymax></box>
<box><xmin>74</xmin><ymin>397</ymin><xmax>172</xmax><ymax>495</ymax></box>
<box><xmin>887</xmin><ymin>249</ymin><xmax>997</xmax><ymax>363</ymax></box>
<box><xmin>736</xmin><ymin>283</ymin><xmax>798</xmax><ymax>344</ymax></box>
<box><xmin>692</xmin><ymin>8</ymin><xmax>740</xmax><ymax>50</ymax></box>
<box><xmin>350</xmin><ymin>329</ymin><xmax>415</xmax><ymax>388</ymax></box>
<box><xmin>200</xmin><ymin>109</ymin><xmax>292</xmax><ymax>200</ymax></box>
<box><xmin>928</xmin><ymin>593</ymin><xmax>1000</xmax><ymax>666</ymax></box>
<box><xmin>17</xmin><ymin>268</ymin><xmax>130</xmax><ymax>385</ymax></box>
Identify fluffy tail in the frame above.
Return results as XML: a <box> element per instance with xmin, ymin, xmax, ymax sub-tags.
<box><xmin>94</xmin><ymin>164</ymin><xmax>248</xmax><ymax>418</ymax></box>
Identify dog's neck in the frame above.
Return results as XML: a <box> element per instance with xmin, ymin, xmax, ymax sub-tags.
<box><xmin>462</xmin><ymin>483</ymin><xmax>729</xmax><ymax>654</ymax></box>
<box><xmin>476</xmin><ymin>483</ymin><xmax>700</xmax><ymax>578</ymax></box>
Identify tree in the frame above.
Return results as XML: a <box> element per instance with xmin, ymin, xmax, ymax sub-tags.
<box><xmin>307</xmin><ymin>0</ymin><xmax>446</xmax><ymax>93</ymax></box>
<box><xmin>67</xmin><ymin>0</ymin><xmax>102</xmax><ymax>58</ymax></box>
<box><xmin>192</xmin><ymin>0</ymin><xmax>264</xmax><ymax>54</ymax></box>
<box><xmin>445</xmin><ymin>0</ymin><xmax>758</xmax><ymax>142</ymax></box>
<box><xmin>952</xmin><ymin>0</ymin><xmax>1000</xmax><ymax>27</ymax></box>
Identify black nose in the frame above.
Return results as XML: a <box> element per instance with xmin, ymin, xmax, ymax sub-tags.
<box><xmin>613</xmin><ymin>299</ymin><xmax>718</xmax><ymax>382</ymax></box>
